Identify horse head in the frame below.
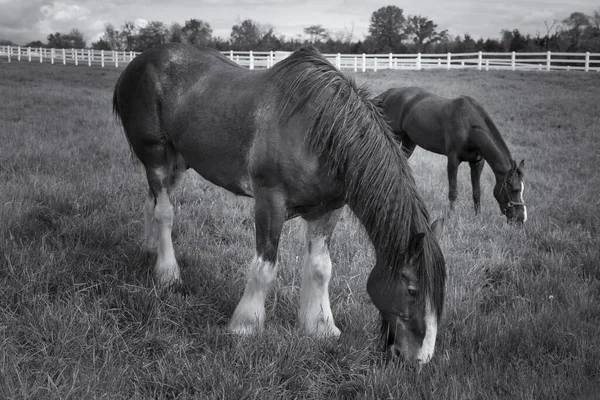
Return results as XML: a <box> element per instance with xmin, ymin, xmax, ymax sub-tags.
<box><xmin>366</xmin><ymin>218</ymin><xmax>445</xmax><ymax>364</ymax></box>
<box><xmin>494</xmin><ymin>159</ymin><xmax>526</xmax><ymax>223</ymax></box>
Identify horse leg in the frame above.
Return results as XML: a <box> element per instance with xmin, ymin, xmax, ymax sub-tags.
<box><xmin>145</xmin><ymin>163</ymin><xmax>185</xmax><ymax>286</ymax></box>
<box><xmin>447</xmin><ymin>154</ymin><xmax>460</xmax><ymax>211</ymax></box>
<box><xmin>401</xmin><ymin>136</ymin><xmax>417</xmax><ymax>159</ymax></box>
<box><xmin>298</xmin><ymin>208</ymin><xmax>342</xmax><ymax>337</ymax></box>
<box><xmin>229</xmin><ymin>188</ymin><xmax>286</xmax><ymax>334</ymax></box>
<box><xmin>469</xmin><ymin>158</ymin><xmax>485</xmax><ymax>214</ymax></box>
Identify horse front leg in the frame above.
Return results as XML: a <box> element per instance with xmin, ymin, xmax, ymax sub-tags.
<box><xmin>447</xmin><ymin>154</ymin><xmax>461</xmax><ymax>211</ymax></box>
<box><xmin>298</xmin><ymin>208</ymin><xmax>343</xmax><ymax>337</ymax></box>
<box><xmin>228</xmin><ymin>188</ymin><xmax>286</xmax><ymax>335</ymax></box>
<box><xmin>469</xmin><ymin>158</ymin><xmax>485</xmax><ymax>214</ymax></box>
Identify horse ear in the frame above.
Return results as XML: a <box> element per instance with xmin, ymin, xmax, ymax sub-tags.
<box><xmin>430</xmin><ymin>218</ymin><xmax>444</xmax><ymax>240</ymax></box>
<box><xmin>407</xmin><ymin>232</ymin><xmax>425</xmax><ymax>263</ymax></box>
<box><xmin>517</xmin><ymin>159</ymin><xmax>525</xmax><ymax>175</ymax></box>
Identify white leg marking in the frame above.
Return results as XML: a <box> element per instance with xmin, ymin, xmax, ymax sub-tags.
<box><xmin>154</xmin><ymin>189</ymin><xmax>180</xmax><ymax>286</ymax></box>
<box><xmin>520</xmin><ymin>182</ymin><xmax>527</xmax><ymax>222</ymax></box>
<box><xmin>298</xmin><ymin>224</ymin><xmax>340</xmax><ymax>337</ymax></box>
<box><xmin>417</xmin><ymin>298</ymin><xmax>438</xmax><ymax>364</ymax></box>
<box><xmin>144</xmin><ymin>195</ymin><xmax>158</xmax><ymax>249</ymax></box>
<box><xmin>229</xmin><ymin>255</ymin><xmax>278</xmax><ymax>334</ymax></box>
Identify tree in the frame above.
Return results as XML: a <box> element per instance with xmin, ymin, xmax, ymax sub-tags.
<box><xmin>47</xmin><ymin>29</ymin><xmax>86</xmax><ymax>48</ymax></box>
<box><xmin>91</xmin><ymin>39</ymin><xmax>111</xmax><ymax>50</ymax></box>
<box><xmin>136</xmin><ymin>21</ymin><xmax>168</xmax><ymax>50</ymax></box>
<box><xmin>405</xmin><ymin>15</ymin><xmax>447</xmax><ymax>52</ymax></box>
<box><xmin>181</xmin><ymin>19</ymin><xmax>212</xmax><ymax>47</ymax></box>
<box><xmin>169</xmin><ymin>23</ymin><xmax>184</xmax><ymax>43</ymax></box>
<box><xmin>367</xmin><ymin>6</ymin><xmax>407</xmax><ymax>52</ymax></box>
<box><xmin>120</xmin><ymin>21</ymin><xmax>140</xmax><ymax>51</ymax></box>
<box><xmin>98</xmin><ymin>23</ymin><xmax>123</xmax><ymax>50</ymax></box>
<box><xmin>304</xmin><ymin>25</ymin><xmax>329</xmax><ymax>43</ymax></box>
<box><xmin>562</xmin><ymin>12</ymin><xmax>590</xmax><ymax>51</ymax></box>
<box><xmin>25</xmin><ymin>40</ymin><xmax>45</xmax><ymax>48</ymax></box>
<box><xmin>230</xmin><ymin>19</ymin><xmax>263</xmax><ymax>50</ymax></box>
<box><xmin>500</xmin><ymin>29</ymin><xmax>526</xmax><ymax>51</ymax></box>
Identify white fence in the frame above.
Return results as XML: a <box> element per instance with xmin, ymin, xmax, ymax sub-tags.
<box><xmin>1</xmin><ymin>45</ymin><xmax>600</xmax><ymax>72</ymax></box>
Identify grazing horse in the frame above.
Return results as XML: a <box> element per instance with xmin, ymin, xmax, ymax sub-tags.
<box><xmin>373</xmin><ymin>87</ymin><xmax>527</xmax><ymax>223</ymax></box>
<box><xmin>113</xmin><ymin>43</ymin><xmax>446</xmax><ymax>363</ymax></box>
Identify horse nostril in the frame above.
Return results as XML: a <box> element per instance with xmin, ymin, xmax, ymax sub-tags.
<box><xmin>389</xmin><ymin>345</ymin><xmax>403</xmax><ymax>358</ymax></box>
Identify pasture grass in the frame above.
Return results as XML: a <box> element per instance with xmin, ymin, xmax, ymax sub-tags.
<box><xmin>1</xmin><ymin>60</ymin><xmax>599</xmax><ymax>399</ymax></box>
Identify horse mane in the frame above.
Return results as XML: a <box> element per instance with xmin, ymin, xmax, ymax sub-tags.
<box><xmin>267</xmin><ymin>45</ymin><xmax>446</xmax><ymax>317</ymax></box>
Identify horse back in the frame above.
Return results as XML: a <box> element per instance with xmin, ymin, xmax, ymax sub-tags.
<box><xmin>113</xmin><ymin>43</ymin><xmax>342</xmax><ymax>210</ymax></box>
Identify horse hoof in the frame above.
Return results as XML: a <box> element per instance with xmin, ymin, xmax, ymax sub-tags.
<box><xmin>228</xmin><ymin>320</ymin><xmax>261</xmax><ymax>335</ymax></box>
<box><xmin>155</xmin><ymin>267</ymin><xmax>181</xmax><ymax>288</ymax></box>
<box><xmin>302</xmin><ymin>321</ymin><xmax>341</xmax><ymax>338</ymax></box>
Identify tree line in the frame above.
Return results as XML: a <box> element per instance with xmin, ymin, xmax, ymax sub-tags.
<box><xmin>2</xmin><ymin>6</ymin><xmax>599</xmax><ymax>54</ymax></box>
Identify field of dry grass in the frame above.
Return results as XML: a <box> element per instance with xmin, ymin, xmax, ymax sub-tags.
<box><xmin>0</xmin><ymin>59</ymin><xmax>599</xmax><ymax>399</ymax></box>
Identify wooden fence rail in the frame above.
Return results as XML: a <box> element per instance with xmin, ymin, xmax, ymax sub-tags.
<box><xmin>2</xmin><ymin>46</ymin><xmax>599</xmax><ymax>72</ymax></box>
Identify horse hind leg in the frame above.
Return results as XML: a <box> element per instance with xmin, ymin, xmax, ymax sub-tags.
<box><xmin>143</xmin><ymin>146</ymin><xmax>186</xmax><ymax>286</ymax></box>
<box><xmin>298</xmin><ymin>208</ymin><xmax>342</xmax><ymax>337</ymax></box>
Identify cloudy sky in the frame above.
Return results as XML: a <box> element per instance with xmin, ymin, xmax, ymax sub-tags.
<box><xmin>0</xmin><ymin>0</ymin><xmax>598</xmax><ymax>46</ymax></box>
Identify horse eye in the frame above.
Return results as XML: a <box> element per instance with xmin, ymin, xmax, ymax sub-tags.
<box><xmin>407</xmin><ymin>287</ymin><xmax>418</xmax><ymax>298</ymax></box>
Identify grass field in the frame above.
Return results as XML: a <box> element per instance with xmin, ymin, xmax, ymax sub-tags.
<box><xmin>0</xmin><ymin>59</ymin><xmax>599</xmax><ymax>399</ymax></box>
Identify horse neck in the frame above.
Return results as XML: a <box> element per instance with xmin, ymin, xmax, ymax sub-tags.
<box><xmin>472</xmin><ymin>127</ymin><xmax>513</xmax><ymax>180</ymax></box>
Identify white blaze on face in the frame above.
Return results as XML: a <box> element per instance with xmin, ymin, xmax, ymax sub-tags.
<box><xmin>417</xmin><ymin>297</ymin><xmax>437</xmax><ymax>364</ymax></box>
<box><xmin>520</xmin><ymin>182</ymin><xmax>527</xmax><ymax>222</ymax></box>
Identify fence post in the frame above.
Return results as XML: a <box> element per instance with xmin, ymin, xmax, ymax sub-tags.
<box><xmin>6</xmin><ymin>45</ymin><xmax>10</xmax><ymax>63</ymax></box>
<box><xmin>546</xmin><ymin>51</ymin><xmax>551</xmax><ymax>71</ymax></box>
<box><xmin>585</xmin><ymin>52</ymin><xmax>590</xmax><ymax>72</ymax></box>
<box><xmin>62</xmin><ymin>48</ymin><xmax>66</xmax><ymax>65</ymax></box>
<box><xmin>447</xmin><ymin>52</ymin><xmax>451</xmax><ymax>70</ymax></box>
<box><xmin>28</xmin><ymin>47</ymin><xmax>31</xmax><ymax>62</ymax></box>
<box><xmin>89</xmin><ymin>49</ymin><xmax>92</xmax><ymax>66</ymax></box>
<box><xmin>336</xmin><ymin>53</ymin><xmax>341</xmax><ymax>69</ymax></box>
<box><xmin>416</xmin><ymin>53</ymin><xmax>422</xmax><ymax>70</ymax></box>
<box><xmin>51</xmin><ymin>48</ymin><xmax>55</xmax><ymax>64</ymax></box>
<box><xmin>39</xmin><ymin>47</ymin><xmax>43</xmax><ymax>63</ymax></box>
<box><xmin>486</xmin><ymin>60</ymin><xmax>489</xmax><ymax>71</ymax></box>
<box><xmin>249</xmin><ymin>50</ymin><xmax>254</xmax><ymax>70</ymax></box>
<box><xmin>477</xmin><ymin>51</ymin><xmax>482</xmax><ymax>70</ymax></box>
<box><xmin>101</xmin><ymin>50</ymin><xmax>105</xmax><ymax>67</ymax></box>
<box><xmin>354</xmin><ymin>56</ymin><xmax>357</xmax><ymax>72</ymax></box>
<box><xmin>388</xmin><ymin>53</ymin><xmax>392</xmax><ymax>69</ymax></box>
<box><xmin>437</xmin><ymin>58</ymin><xmax>441</xmax><ymax>67</ymax></box>
<box><xmin>229</xmin><ymin>50</ymin><xmax>233</xmax><ymax>60</ymax></box>
<box><xmin>362</xmin><ymin>53</ymin><xmax>366</xmax><ymax>73</ymax></box>
<box><xmin>269</xmin><ymin>50</ymin><xmax>274</xmax><ymax>68</ymax></box>
<box><xmin>511</xmin><ymin>51</ymin><xmax>516</xmax><ymax>71</ymax></box>
<box><xmin>17</xmin><ymin>46</ymin><xmax>21</xmax><ymax>61</ymax></box>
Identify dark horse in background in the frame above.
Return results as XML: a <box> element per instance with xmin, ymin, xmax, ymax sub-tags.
<box><xmin>373</xmin><ymin>87</ymin><xmax>527</xmax><ymax>223</ymax></box>
<box><xmin>113</xmin><ymin>43</ymin><xmax>446</xmax><ymax>363</ymax></box>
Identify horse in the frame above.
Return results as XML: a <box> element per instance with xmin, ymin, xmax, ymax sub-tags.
<box><xmin>372</xmin><ymin>87</ymin><xmax>527</xmax><ymax>223</ymax></box>
<box><xmin>112</xmin><ymin>43</ymin><xmax>446</xmax><ymax>363</ymax></box>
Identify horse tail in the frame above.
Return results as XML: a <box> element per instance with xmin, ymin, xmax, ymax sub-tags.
<box><xmin>112</xmin><ymin>72</ymin><xmax>141</xmax><ymax>163</ymax></box>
